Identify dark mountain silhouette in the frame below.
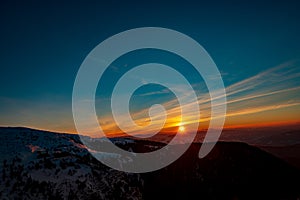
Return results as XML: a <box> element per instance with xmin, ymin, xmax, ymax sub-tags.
<box><xmin>141</xmin><ymin>142</ymin><xmax>300</xmax><ymax>199</ymax></box>
<box><xmin>0</xmin><ymin>127</ymin><xmax>299</xmax><ymax>199</ymax></box>
<box><xmin>259</xmin><ymin>144</ymin><xmax>300</xmax><ymax>170</ymax></box>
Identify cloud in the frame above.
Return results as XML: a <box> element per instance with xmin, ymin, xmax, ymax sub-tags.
<box><xmin>1</xmin><ymin>60</ymin><xmax>299</xmax><ymax>136</ymax></box>
<box><xmin>99</xmin><ymin>60</ymin><xmax>300</xmax><ymax>135</ymax></box>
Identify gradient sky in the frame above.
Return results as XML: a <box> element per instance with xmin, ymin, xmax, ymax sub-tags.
<box><xmin>0</xmin><ymin>0</ymin><xmax>300</xmax><ymax>135</ymax></box>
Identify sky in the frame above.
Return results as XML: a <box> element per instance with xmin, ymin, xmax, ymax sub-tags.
<box><xmin>0</xmin><ymin>0</ymin><xmax>300</xmax><ymax>136</ymax></box>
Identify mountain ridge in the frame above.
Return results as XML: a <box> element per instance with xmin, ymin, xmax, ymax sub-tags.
<box><xmin>0</xmin><ymin>127</ymin><xmax>299</xmax><ymax>199</ymax></box>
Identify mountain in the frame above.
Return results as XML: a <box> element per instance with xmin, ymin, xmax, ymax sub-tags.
<box><xmin>0</xmin><ymin>127</ymin><xmax>299</xmax><ymax>199</ymax></box>
<box><xmin>259</xmin><ymin>144</ymin><xmax>300</xmax><ymax>170</ymax></box>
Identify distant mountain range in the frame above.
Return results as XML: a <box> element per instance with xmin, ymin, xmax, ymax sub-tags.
<box><xmin>0</xmin><ymin>127</ymin><xmax>299</xmax><ymax>199</ymax></box>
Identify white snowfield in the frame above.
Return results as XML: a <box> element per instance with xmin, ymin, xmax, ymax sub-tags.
<box><xmin>0</xmin><ymin>127</ymin><xmax>142</xmax><ymax>200</ymax></box>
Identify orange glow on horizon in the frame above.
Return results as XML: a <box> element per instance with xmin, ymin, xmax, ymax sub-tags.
<box><xmin>3</xmin><ymin>61</ymin><xmax>300</xmax><ymax>138</ymax></box>
<box><xmin>222</xmin><ymin>120</ymin><xmax>300</xmax><ymax>129</ymax></box>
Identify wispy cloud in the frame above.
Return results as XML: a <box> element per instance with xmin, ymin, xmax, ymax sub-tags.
<box><xmin>98</xmin><ymin>60</ymin><xmax>300</xmax><ymax>135</ymax></box>
<box><xmin>1</xmin><ymin>61</ymin><xmax>299</xmax><ymax>136</ymax></box>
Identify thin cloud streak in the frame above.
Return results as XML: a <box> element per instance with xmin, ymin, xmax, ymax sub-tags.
<box><xmin>97</xmin><ymin>61</ymin><xmax>300</xmax><ymax>135</ymax></box>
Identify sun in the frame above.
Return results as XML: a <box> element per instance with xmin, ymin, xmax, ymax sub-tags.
<box><xmin>178</xmin><ymin>126</ymin><xmax>185</xmax><ymax>133</ymax></box>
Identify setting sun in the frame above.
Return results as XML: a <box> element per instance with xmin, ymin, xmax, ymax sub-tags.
<box><xmin>178</xmin><ymin>126</ymin><xmax>185</xmax><ymax>132</ymax></box>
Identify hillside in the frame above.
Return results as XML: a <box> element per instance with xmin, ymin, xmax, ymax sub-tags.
<box><xmin>0</xmin><ymin>127</ymin><xmax>299</xmax><ymax>199</ymax></box>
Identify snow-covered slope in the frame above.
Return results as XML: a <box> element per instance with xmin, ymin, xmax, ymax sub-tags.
<box><xmin>0</xmin><ymin>127</ymin><xmax>299</xmax><ymax>199</ymax></box>
<box><xmin>0</xmin><ymin>127</ymin><xmax>142</xmax><ymax>199</ymax></box>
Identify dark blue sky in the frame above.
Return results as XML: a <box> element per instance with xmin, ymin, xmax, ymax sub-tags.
<box><xmin>1</xmin><ymin>0</ymin><xmax>300</xmax><ymax>132</ymax></box>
